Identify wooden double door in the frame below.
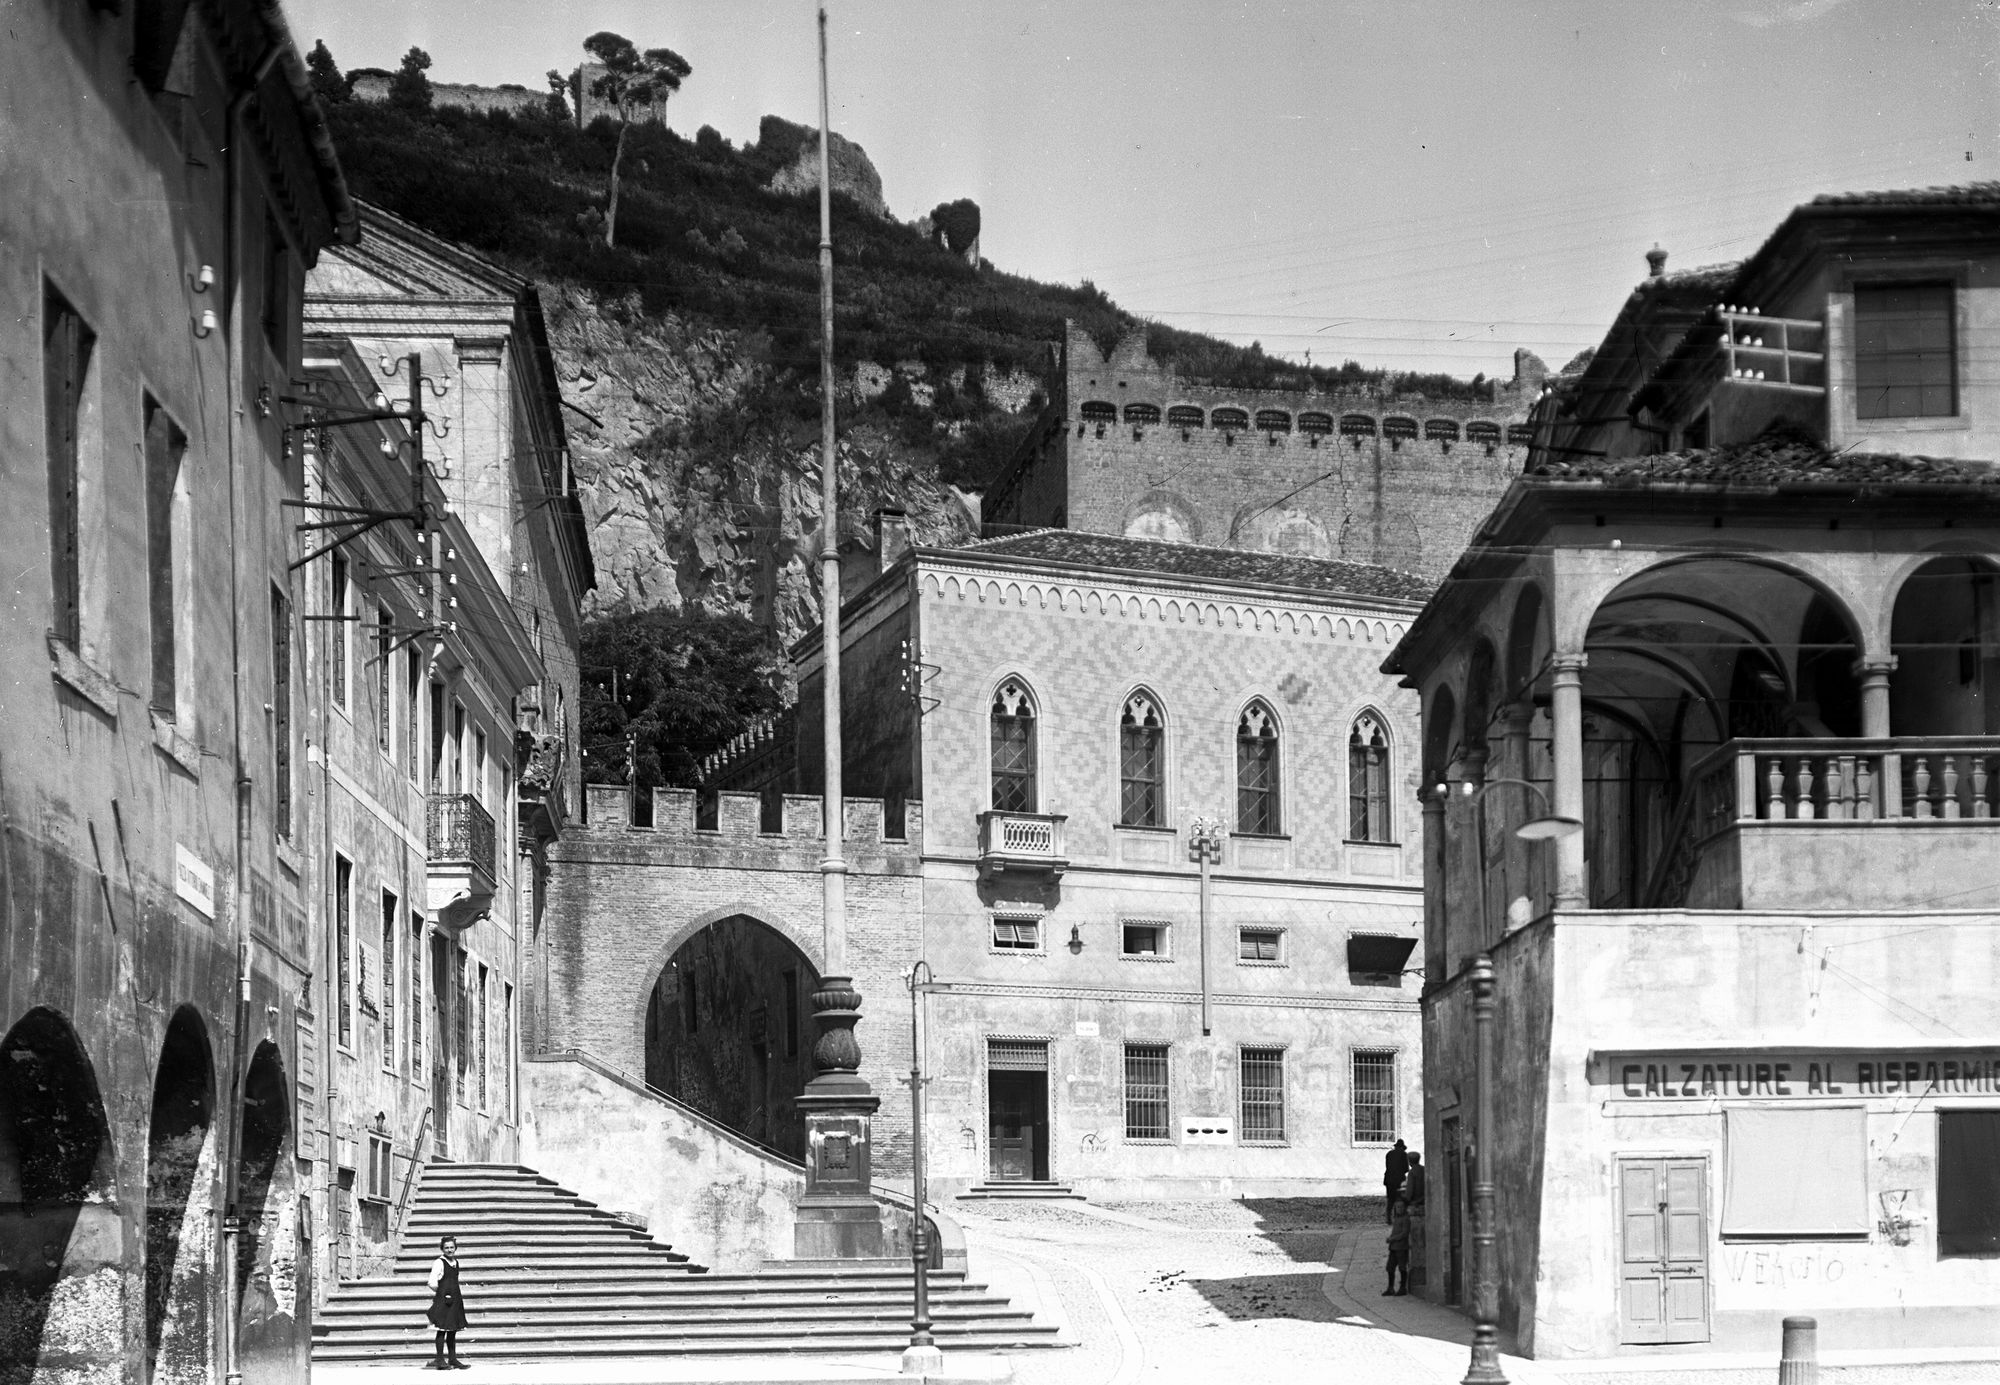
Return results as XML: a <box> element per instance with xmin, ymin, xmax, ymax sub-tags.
<box><xmin>1618</xmin><ymin>1157</ymin><xmax>1710</xmax><ymax>1344</ymax></box>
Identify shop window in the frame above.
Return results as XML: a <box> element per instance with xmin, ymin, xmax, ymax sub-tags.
<box><xmin>1124</xmin><ymin>1043</ymin><xmax>1170</xmax><ymax>1140</ymax></box>
<box><xmin>1121</xmin><ymin>921</ymin><xmax>1168</xmax><ymax>957</ymax></box>
<box><xmin>1722</xmin><ymin>1107</ymin><xmax>1868</xmax><ymax>1238</ymax></box>
<box><xmin>1938</xmin><ymin>1109</ymin><xmax>2000</xmax><ymax>1257</ymax></box>
<box><xmin>1240</xmin><ymin>1048</ymin><xmax>1285</xmax><ymax>1142</ymax></box>
<box><xmin>1239</xmin><ymin>928</ymin><xmax>1282</xmax><ymax>962</ymax></box>
<box><xmin>1856</xmin><ymin>283</ymin><xmax>1955</xmax><ymax>419</ymax></box>
<box><xmin>1352</xmin><ymin>1050</ymin><xmax>1397</xmax><ymax>1144</ymax></box>
<box><xmin>991</xmin><ymin>916</ymin><xmax>1041</xmax><ymax>952</ymax></box>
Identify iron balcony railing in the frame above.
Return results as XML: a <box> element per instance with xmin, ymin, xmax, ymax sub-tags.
<box><xmin>427</xmin><ymin>793</ymin><xmax>496</xmax><ymax>883</ymax></box>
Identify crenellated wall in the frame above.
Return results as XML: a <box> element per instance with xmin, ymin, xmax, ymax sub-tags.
<box><xmin>986</xmin><ymin>324</ymin><xmax>1543</xmax><ymax>579</ymax></box>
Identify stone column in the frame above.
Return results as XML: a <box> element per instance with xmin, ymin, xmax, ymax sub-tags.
<box><xmin>1551</xmin><ymin>654</ymin><xmax>1588</xmax><ymax>908</ymax></box>
<box><xmin>1421</xmin><ymin>789</ymin><xmax>1449</xmax><ymax>985</ymax></box>
<box><xmin>1857</xmin><ymin>657</ymin><xmax>1896</xmax><ymax>738</ymax></box>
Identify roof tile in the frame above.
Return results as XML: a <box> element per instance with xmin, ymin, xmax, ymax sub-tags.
<box><xmin>949</xmin><ymin>529</ymin><xmax>1432</xmax><ymax>602</ymax></box>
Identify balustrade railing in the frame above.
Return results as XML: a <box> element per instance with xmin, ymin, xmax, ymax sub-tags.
<box><xmin>976</xmin><ymin>810</ymin><xmax>1069</xmax><ymax>873</ymax></box>
<box><xmin>1707</xmin><ymin>738</ymin><xmax>2000</xmax><ymax>824</ymax></box>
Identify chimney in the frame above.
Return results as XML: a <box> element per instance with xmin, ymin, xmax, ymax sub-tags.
<box><xmin>1645</xmin><ymin>244</ymin><xmax>1668</xmax><ymax>279</ymax></box>
<box><xmin>874</xmin><ymin>508</ymin><xmax>910</xmax><ymax>573</ymax></box>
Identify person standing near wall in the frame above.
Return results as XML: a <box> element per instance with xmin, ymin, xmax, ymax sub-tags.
<box><xmin>1383</xmin><ymin>1138</ymin><xmax>1409</xmax><ymax>1223</ymax></box>
<box><xmin>426</xmin><ymin>1236</ymin><xmax>470</xmax><ymax>1369</ymax></box>
<box><xmin>1385</xmin><ymin>1196</ymin><xmax>1412</xmax><ymax>1295</ymax></box>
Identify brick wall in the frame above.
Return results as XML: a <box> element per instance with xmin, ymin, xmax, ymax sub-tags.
<box><xmin>987</xmin><ymin>324</ymin><xmax>1541</xmax><ymax>580</ymax></box>
<box><xmin>544</xmin><ymin>785</ymin><xmax>925</xmax><ymax>1173</ymax></box>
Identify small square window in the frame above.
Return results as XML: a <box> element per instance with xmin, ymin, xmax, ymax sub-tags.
<box><xmin>1239</xmin><ymin>928</ymin><xmax>1282</xmax><ymax>962</ymax></box>
<box><xmin>1122</xmin><ymin>922</ymin><xmax>1167</xmax><ymax>957</ymax></box>
<box><xmin>992</xmin><ymin>917</ymin><xmax>1041</xmax><ymax>951</ymax></box>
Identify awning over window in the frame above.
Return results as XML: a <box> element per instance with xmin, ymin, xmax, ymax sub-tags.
<box><xmin>1347</xmin><ymin>934</ymin><xmax>1416</xmax><ymax>979</ymax></box>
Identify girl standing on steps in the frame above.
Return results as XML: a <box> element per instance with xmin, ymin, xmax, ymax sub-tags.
<box><xmin>425</xmin><ymin>1235</ymin><xmax>470</xmax><ymax>1369</ymax></box>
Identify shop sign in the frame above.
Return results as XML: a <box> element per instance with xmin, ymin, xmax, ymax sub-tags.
<box><xmin>1602</xmin><ymin>1050</ymin><xmax>2000</xmax><ymax>1100</ymax></box>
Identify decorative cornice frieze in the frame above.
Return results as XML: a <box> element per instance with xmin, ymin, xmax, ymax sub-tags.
<box><xmin>917</xmin><ymin>562</ymin><xmax>1413</xmax><ymax>649</ymax></box>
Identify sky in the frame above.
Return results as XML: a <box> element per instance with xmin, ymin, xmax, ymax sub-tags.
<box><xmin>287</xmin><ymin>0</ymin><xmax>1997</xmax><ymax>379</ymax></box>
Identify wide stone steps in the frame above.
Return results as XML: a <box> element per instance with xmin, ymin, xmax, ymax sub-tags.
<box><xmin>313</xmin><ymin>1160</ymin><xmax>1061</xmax><ymax>1363</ymax></box>
<box><xmin>957</xmin><ymin>1181</ymin><xmax>1086</xmax><ymax>1200</ymax></box>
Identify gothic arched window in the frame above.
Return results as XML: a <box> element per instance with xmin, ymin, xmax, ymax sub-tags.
<box><xmin>1119</xmin><ymin>691</ymin><xmax>1165</xmax><ymax>827</ymax></box>
<box><xmin>991</xmin><ymin>678</ymin><xmax>1038</xmax><ymax>813</ymax></box>
<box><xmin>1348</xmin><ymin>711</ymin><xmax>1393</xmax><ymax>842</ymax></box>
<box><xmin>1236</xmin><ymin>701</ymin><xmax>1281</xmax><ymax>835</ymax></box>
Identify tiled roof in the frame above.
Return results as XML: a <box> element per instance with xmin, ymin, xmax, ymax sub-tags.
<box><xmin>1527</xmin><ymin>439</ymin><xmax>2000</xmax><ymax>489</ymax></box>
<box><xmin>944</xmin><ymin>529</ymin><xmax>1433</xmax><ymax>603</ymax></box>
<box><xmin>1806</xmin><ymin>182</ymin><xmax>2000</xmax><ymax>209</ymax></box>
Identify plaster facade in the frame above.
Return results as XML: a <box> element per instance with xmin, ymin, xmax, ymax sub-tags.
<box><xmin>0</xmin><ymin>2</ymin><xmax>354</xmax><ymax>1381</ymax></box>
<box><xmin>983</xmin><ymin>324</ymin><xmax>1542</xmax><ymax>579</ymax></box>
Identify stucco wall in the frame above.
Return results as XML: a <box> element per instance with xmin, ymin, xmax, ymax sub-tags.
<box><xmin>1443</xmin><ymin>909</ymin><xmax>2000</xmax><ymax>1359</ymax></box>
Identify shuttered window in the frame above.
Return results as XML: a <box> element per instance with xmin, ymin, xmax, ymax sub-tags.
<box><xmin>1856</xmin><ymin>283</ymin><xmax>1955</xmax><ymax>419</ymax></box>
<box><xmin>43</xmin><ymin>285</ymin><xmax>94</xmax><ymax>647</ymax></box>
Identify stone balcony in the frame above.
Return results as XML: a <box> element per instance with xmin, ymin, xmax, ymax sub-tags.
<box><xmin>1656</xmin><ymin>737</ymin><xmax>2000</xmax><ymax>911</ymax></box>
<box><xmin>976</xmin><ymin>810</ymin><xmax>1069</xmax><ymax>881</ymax></box>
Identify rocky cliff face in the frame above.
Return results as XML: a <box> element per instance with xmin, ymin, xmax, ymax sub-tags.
<box><xmin>543</xmin><ymin>286</ymin><xmax>985</xmax><ymax>640</ymax></box>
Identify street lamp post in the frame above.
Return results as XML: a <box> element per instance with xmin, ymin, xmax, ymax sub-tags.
<box><xmin>1463</xmin><ymin>953</ymin><xmax>1506</xmax><ymax>1385</ymax></box>
<box><xmin>901</xmin><ymin>961</ymin><xmax>941</xmax><ymax>1376</ymax></box>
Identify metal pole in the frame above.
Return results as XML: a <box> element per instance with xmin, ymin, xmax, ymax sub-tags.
<box><xmin>902</xmin><ymin>963</ymin><xmax>941</xmax><ymax>1374</ymax></box>
<box><xmin>1463</xmin><ymin>953</ymin><xmax>1507</xmax><ymax>1385</ymax></box>
<box><xmin>816</xmin><ymin>1</ymin><xmax>846</xmax><ymax>980</ymax></box>
<box><xmin>1188</xmin><ymin>818</ymin><xmax>1220</xmax><ymax>1036</ymax></box>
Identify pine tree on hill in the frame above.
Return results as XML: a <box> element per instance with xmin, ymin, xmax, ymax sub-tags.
<box><xmin>582</xmin><ymin>31</ymin><xmax>691</xmax><ymax>250</ymax></box>
<box><xmin>388</xmin><ymin>46</ymin><xmax>433</xmax><ymax>113</ymax></box>
<box><xmin>307</xmin><ymin>40</ymin><xmax>350</xmax><ymax>105</ymax></box>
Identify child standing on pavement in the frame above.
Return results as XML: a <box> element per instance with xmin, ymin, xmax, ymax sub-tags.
<box><xmin>425</xmin><ymin>1235</ymin><xmax>470</xmax><ymax>1369</ymax></box>
<box><xmin>1385</xmin><ymin>1197</ymin><xmax>1411</xmax><ymax>1296</ymax></box>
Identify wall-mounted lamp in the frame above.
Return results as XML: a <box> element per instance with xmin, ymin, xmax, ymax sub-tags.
<box><xmin>193</xmin><ymin>309</ymin><xmax>218</xmax><ymax>339</ymax></box>
<box><xmin>190</xmin><ymin>264</ymin><xmax>215</xmax><ymax>293</ymax></box>
<box><xmin>371</xmin><ymin>391</ymin><xmax>389</xmax><ymax>411</ymax></box>
<box><xmin>1067</xmin><ymin>923</ymin><xmax>1083</xmax><ymax>955</ymax></box>
<box><xmin>379</xmin><ymin>437</ymin><xmax>397</xmax><ymax>458</ymax></box>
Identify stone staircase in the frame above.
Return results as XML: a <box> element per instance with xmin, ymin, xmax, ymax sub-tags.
<box><xmin>312</xmin><ymin>1161</ymin><xmax>1061</xmax><ymax>1362</ymax></box>
<box><xmin>957</xmin><ymin>1180</ymin><xmax>1086</xmax><ymax>1201</ymax></box>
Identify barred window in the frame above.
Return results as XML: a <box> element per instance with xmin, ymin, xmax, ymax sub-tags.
<box><xmin>381</xmin><ymin>891</ymin><xmax>399</xmax><ymax>1071</ymax></box>
<box><xmin>1241</xmin><ymin>1048</ymin><xmax>1285</xmax><ymax>1142</ymax></box>
<box><xmin>1167</xmin><ymin>404</ymin><xmax>1205</xmax><ymax>430</ymax></box>
<box><xmin>1236</xmin><ymin>702</ymin><xmax>1280</xmax><ymax>835</ymax></box>
<box><xmin>1353</xmin><ymin>1050</ymin><xmax>1398</xmax><ymax>1144</ymax></box>
<box><xmin>992</xmin><ymin>916</ymin><xmax>1041</xmax><ymax>951</ymax></box>
<box><xmin>1080</xmin><ymin>400</ymin><xmax>1118</xmax><ymax>423</ymax></box>
<box><xmin>1119</xmin><ymin>691</ymin><xmax>1165</xmax><ymax>827</ymax></box>
<box><xmin>1348</xmin><ymin>711</ymin><xmax>1392</xmax><ymax>842</ymax></box>
<box><xmin>1856</xmin><ymin>283</ymin><xmax>1955</xmax><ymax>419</ymax></box>
<box><xmin>991</xmin><ymin>678</ymin><xmax>1037</xmax><ymax>812</ymax></box>
<box><xmin>1124</xmin><ymin>1043</ymin><xmax>1170</xmax><ymax>1140</ymax></box>
<box><xmin>1211</xmin><ymin>406</ymin><xmax>1249</xmax><ymax>432</ymax></box>
<box><xmin>1124</xmin><ymin>402</ymin><xmax>1161</xmax><ymax>425</ymax></box>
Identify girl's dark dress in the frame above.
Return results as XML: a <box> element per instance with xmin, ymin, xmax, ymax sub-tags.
<box><xmin>426</xmin><ymin>1256</ymin><xmax>468</xmax><ymax>1332</ymax></box>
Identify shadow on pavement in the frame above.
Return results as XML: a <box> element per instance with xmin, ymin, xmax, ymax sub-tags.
<box><xmin>1232</xmin><ymin>1196</ymin><xmax>1380</xmax><ymax>1264</ymax></box>
<box><xmin>1182</xmin><ymin>1270</ymin><xmax>1346</xmax><ymax>1323</ymax></box>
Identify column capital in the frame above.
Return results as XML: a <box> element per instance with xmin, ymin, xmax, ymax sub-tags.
<box><xmin>1551</xmin><ymin>652</ymin><xmax>1588</xmax><ymax>678</ymax></box>
<box><xmin>1501</xmin><ymin>701</ymin><xmax>1535</xmax><ymax>733</ymax></box>
<box><xmin>1854</xmin><ymin>656</ymin><xmax>1899</xmax><ymax>678</ymax></box>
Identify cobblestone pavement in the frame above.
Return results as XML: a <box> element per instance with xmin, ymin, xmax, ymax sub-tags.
<box><xmin>951</xmin><ymin>1198</ymin><xmax>2000</xmax><ymax>1385</ymax></box>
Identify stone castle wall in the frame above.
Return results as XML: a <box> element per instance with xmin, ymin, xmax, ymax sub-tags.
<box><xmin>986</xmin><ymin>324</ymin><xmax>1544</xmax><ymax>579</ymax></box>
